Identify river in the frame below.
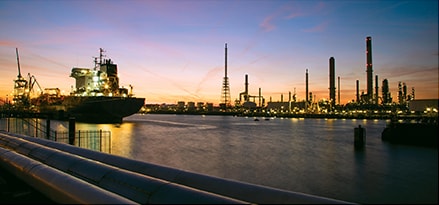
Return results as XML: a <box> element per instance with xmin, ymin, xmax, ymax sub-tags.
<box><xmin>60</xmin><ymin>114</ymin><xmax>437</xmax><ymax>204</ymax></box>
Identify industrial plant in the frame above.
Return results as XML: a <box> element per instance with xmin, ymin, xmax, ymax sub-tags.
<box><xmin>144</xmin><ymin>36</ymin><xmax>437</xmax><ymax>119</ymax></box>
<box><xmin>1</xmin><ymin>37</ymin><xmax>436</xmax><ymax>120</ymax></box>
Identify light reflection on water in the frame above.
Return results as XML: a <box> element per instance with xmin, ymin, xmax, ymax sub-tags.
<box><xmin>62</xmin><ymin>114</ymin><xmax>436</xmax><ymax>204</ymax></box>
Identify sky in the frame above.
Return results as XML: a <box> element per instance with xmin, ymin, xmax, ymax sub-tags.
<box><xmin>0</xmin><ymin>0</ymin><xmax>438</xmax><ymax>105</ymax></box>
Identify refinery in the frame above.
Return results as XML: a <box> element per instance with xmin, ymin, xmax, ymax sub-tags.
<box><xmin>143</xmin><ymin>36</ymin><xmax>437</xmax><ymax>120</ymax></box>
<box><xmin>0</xmin><ymin>36</ymin><xmax>437</xmax><ymax>121</ymax></box>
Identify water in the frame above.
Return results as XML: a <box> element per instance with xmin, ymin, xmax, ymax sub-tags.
<box><xmin>65</xmin><ymin>114</ymin><xmax>437</xmax><ymax>203</ymax></box>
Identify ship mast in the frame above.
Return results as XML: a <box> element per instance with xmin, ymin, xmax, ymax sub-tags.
<box><xmin>99</xmin><ymin>48</ymin><xmax>105</xmax><ymax>64</ymax></box>
<box><xmin>93</xmin><ymin>48</ymin><xmax>106</xmax><ymax>70</ymax></box>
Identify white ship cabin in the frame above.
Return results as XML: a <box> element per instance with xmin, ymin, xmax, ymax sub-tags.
<box><xmin>70</xmin><ymin>59</ymin><xmax>127</xmax><ymax>97</ymax></box>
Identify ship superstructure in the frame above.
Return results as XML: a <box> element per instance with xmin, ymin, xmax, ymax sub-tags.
<box><xmin>70</xmin><ymin>48</ymin><xmax>131</xmax><ymax>97</ymax></box>
<box><xmin>11</xmin><ymin>48</ymin><xmax>144</xmax><ymax>123</ymax></box>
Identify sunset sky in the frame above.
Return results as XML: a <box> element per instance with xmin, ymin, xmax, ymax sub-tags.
<box><xmin>0</xmin><ymin>0</ymin><xmax>437</xmax><ymax>105</ymax></box>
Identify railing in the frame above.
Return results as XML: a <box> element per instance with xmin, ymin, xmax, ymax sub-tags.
<box><xmin>0</xmin><ymin>117</ymin><xmax>111</xmax><ymax>153</ymax></box>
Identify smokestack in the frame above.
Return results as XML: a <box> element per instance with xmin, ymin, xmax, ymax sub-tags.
<box><xmin>338</xmin><ymin>76</ymin><xmax>340</xmax><ymax>105</ymax></box>
<box><xmin>259</xmin><ymin>88</ymin><xmax>262</xmax><ymax>107</ymax></box>
<box><xmin>366</xmin><ymin>36</ymin><xmax>373</xmax><ymax>103</ymax></box>
<box><xmin>403</xmin><ymin>82</ymin><xmax>407</xmax><ymax>102</ymax></box>
<box><xmin>398</xmin><ymin>82</ymin><xmax>403</xmax><ymax>104</ymax></box>
<box><xmin>329</xmin><ymin>57</ymin><xmax>335</xmax><ymax>106</ymax></box>
<box><xmin>245</xmin><ymin>74</ymin><xmax>248</xmax><ymax>101</ymax></box>
<box><xmin>382</xmin><ymin>79</ymin><xmax>389</xmax><ymax>104</ymax></box>
<box><xmin>306</xmin><ymin>69</ymin><xmax>309</xmax><ymax>103</ymax></box>
<box><xmin>288</xmin><ymin>91</ymin><xmax>292</xmax><ymax>113</ymax></box>
<box><xmin>375</xmin><ymin>75</ymin><xmax>379</xmax><ymax>104</ymax></box>
<box><xmin>411</xmin><ymin>87</ymin><xmax>415</xmax><ymax>100</ymax></box>
<box><xmin>356</xmin><ymin>80</ymin><xmax>360</xmax><ymax>103</ymax></box>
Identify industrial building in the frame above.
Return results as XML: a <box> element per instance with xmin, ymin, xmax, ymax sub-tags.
<box><xmin>409</xmin><ymin>99</ymin><xmax>438</xmax><ymax>113</ymax></box>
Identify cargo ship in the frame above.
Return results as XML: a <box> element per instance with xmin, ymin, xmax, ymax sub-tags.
<box><xmin>12</xmin><ymin>48</ymin><xmax>145</xmax><ymax>123</ymax></box>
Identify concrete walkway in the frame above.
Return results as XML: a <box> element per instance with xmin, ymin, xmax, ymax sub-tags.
<box><xmin>0</xmin><ymin>168</ymin><xmax>54</xmax><ymax>204</ymax></box>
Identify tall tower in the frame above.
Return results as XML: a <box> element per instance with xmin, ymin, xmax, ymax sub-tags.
<box><xmin>329</xmin><ymin>57</ymin><xmax>335</xmax><ymax>107</ymax></box>
<box><xmin>356</xmin><ymin>80</ymin><xmax>360</xmax><ymax>103</ymax></box>
<box><xmin>366</xmin><ymin>36</ymin><xmax>373</xmax><ymax>103</ymax></box>
<box><xmin>382</xmin><ymin>79</ymin><xmax>391</xmax><ymax>104</ymax></box>
<box><xmin>244</xmin><ymin>74</ymin><xmax>249</xmax><ymax>101</ymax></box>
<box><xmin>337</xmin><ymin>76</ymin><xmax>340</xmax><ymax>105</ymax></box>
<box><xmin>411</xmin><ymin>87</ymin><xmax>415</xmax><ymax>100</ymax></box>
<box><xmin>403</xmin><ymin>82</ymin><xmax>407</xmax><ymax>102</ymax></box>
<box><xmin>221</xmin><ymin>43</ymin><xmax>231</xmax><ymax>107</ymax></box>
<box><xmin>305</xmin><ymin>69</ymin><xmax>309</xmax><ymax>103</ymax></box>
<box><xmin>375</xmin><ymin>75</ymin><xmax>379</xmax><ymax>104</ymax></box>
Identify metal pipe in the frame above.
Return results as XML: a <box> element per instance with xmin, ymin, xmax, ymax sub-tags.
<box><xmin>3</xmin><ymin>132</ymin><xmax>351</xmax><ymax>204</ymax></box>
<box><xmin>0</xmin><ymin>147</ymin><xmax>135</xmax><ymax>204</ymax></box>
<box><xmin>0</xmin><ymin>132</ymin><xmax>245</xmax><ymax>204</ymax></box>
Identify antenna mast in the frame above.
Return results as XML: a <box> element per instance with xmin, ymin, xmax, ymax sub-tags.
<box><xmin>99</xmin><ymin>48</ymin><xmax>105</xmax><ymax>64</ymax></box>
<box><xmin>221</xmin><ymin>43</ymin><xmax>231</xmax><ymax>108</ymax></box>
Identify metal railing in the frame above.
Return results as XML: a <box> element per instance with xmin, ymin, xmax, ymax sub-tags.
<box><xmin>0</xmin><ymin>117</ymin><xmax>111</xmax><ymax>153</ymax></box>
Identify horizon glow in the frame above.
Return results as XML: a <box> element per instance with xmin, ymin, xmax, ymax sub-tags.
<box><xmin>0</xmin><ymin>0</ymin><xmax>438</xmax><ymax>105</ymax></box>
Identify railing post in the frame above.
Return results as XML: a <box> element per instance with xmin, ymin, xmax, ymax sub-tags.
<box><xmin>35</xmin><ymin>118</ymin><xmax>38</xmax><ymax>138</ymax></box>
<box><xmin>69</xmin><ymin>117</ymin><xmax>75</xmax><ymax>145</ymax></box>
<box><xmin>46</xmin><ymin>118</ymin><xmax>51</xmax><ymax>140</ymax></box>
<box><xmin>100</xmin><ymin>129</ymin><xmax>102</xmax><ymax>152</ymax></box>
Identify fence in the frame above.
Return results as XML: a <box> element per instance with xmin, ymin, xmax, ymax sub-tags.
<box><xmin>0</xmin><ymin>117</ymin><xmax>111</xmax><ymax>153</ymax></box>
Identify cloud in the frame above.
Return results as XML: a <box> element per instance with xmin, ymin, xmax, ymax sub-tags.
<box><xmin>0</xmin><ymin>40</ymin><xmax>17</xmax><ymax>47</ymax></box>
<box><xmin>195</xmin><ymin>66</ymin><xmax>223</xmax><ymax>94</ymax></box>
<box><xmin>301</xmin><ymin>21</ymin><xmax>329</xmax><ymax>33</ymax></box>
<box><xmin>260</xmin><ymin>1</ymin><xmax>328</xmax><ymax>33</ymax></box>
<box><xmin>380</xmin><ymin>66</ymin><xmax>437</xmax><ymax>80</ymax></box>
<box><xmin>260</xmin><ymin>15</ymin><xmax>276</xmax><ymax>32</ymax></box>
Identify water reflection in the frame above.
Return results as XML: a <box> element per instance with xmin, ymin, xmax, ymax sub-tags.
<box><xmin>46</xmin><ymin>114</ymin><xmax>437</xmax><ymax>204</ymax></box>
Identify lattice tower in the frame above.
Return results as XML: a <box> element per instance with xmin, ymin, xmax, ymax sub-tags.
<box><xmin>221</xmin><ymin>43</ymin><xmax>231</xmax><ymax>106</ymax></box>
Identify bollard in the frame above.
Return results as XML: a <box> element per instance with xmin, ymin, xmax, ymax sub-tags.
<box><xmin>354</xmin><ymin>125</ymin><xmax>365</xmax><ymax>148</ymax></box>
<box><xmin>69</xmin><ymin>117</ymin><xmax>75</xmax><ymax>145</ymax></box>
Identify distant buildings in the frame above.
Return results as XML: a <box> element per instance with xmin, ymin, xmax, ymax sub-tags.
<box><xmin>142</xmin><ymin>36</ymin><xmax>435</xmax><ymax>116</ymax></box>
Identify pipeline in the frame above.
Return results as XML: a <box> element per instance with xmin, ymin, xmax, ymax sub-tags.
<box><xmin>0</xmin><ymin>132</ymin><xmax>246</xmax><ymax>204</ymax></box>
<box><xmin>0</xmin><ymin>147</ymin><xmax>135</xmax><ymax>204</ymax></box>
<box><xmin>1</xmin><ymin>131</ymin><xmax>352</xmax><ymax>204</ymax></box>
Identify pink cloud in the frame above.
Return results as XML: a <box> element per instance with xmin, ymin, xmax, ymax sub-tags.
<box><xmin>261</xmin><ymin>1</ymin><xmax>328</xmax><ymax>33</ymax></box>
<box><xmin>284</xmin><ymin>4</ymin><xmax>304</xmax><ymax>19</ymax></box>
<box><xmin>0</xmin><ymin>40</ymin><xmax>17</xmax><ymax>47</ymax></box>
<box><xmin>195</xmin><ymin>66</ymin><xmax>223</xmax><ymax>94</ymax></box>
<box><xmin>260</xmin><ymin>15</ymin><xmax>276</xmax><ymax>32</ymax></box>
<box><xmin>301</xmin><ymin>21</ymin><xmax>329</xmax><ymax>33</ymax></box>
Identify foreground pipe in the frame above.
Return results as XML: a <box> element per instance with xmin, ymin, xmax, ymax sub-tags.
<box><xmin>2</xmin><ymin>131</ymin><xmax>351</xmax><ymax>204</ymax></box>
<box><xmin>0</xmin><ymin>132</ymin><xmax>245</xmax><ymax>204</ymax></box>
<box><xmin>0</xmin><ymin>147</ymin><xmax>135</xmax><ymax>204</ymax></box>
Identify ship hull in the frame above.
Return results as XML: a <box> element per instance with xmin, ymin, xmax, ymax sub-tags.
<box><xmin>41</xmin><ymin>96</ymin><xmax>145</xmax><ymax>123</ymax></box>
<box><xmin>381</xmin><ymin>122</ymin><xmax>438</xmax><ymax>148</ymax></box>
